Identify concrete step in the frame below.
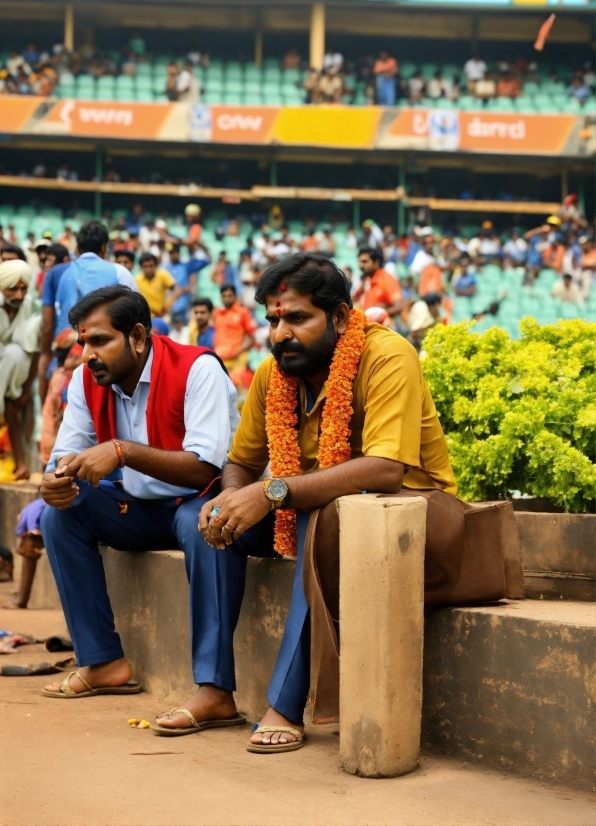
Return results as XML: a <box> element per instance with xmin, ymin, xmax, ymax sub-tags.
<box><xmin>99</xmin><ymin>549</ymin><xmax>594</xmax><ymax>791</ymax></box>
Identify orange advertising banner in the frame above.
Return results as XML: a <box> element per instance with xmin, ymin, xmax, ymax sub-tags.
<box><xmin>380</xmin><ymin>107</ymin><xmax>582</xmax><ymax>155</ymax></box>
<box><xmin>42</xmin><ymin>99</ymin><xmax>177</xmax><ymax>140</ymax></box>
<box><xmin>0</xmin><ymin>96</ymin><xmax>46</xmax><ymax>133</ymax></box>
<box><xmin>209</xmin><ymin>106</ymin><xmax>279</xmax><ymax>144</ymax></box>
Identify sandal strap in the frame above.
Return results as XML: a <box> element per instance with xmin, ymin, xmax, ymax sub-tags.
<box><xmin>59</xmin><ymin>670</ymin><xmax>93</xmax><ymax>696</ymax></box>
<box><xmin>254</xmin><ymin>725</ymin><xmax>303</xmax><ymax>741</ymax></box>
<box><xmin>170</xmin><ymin>707</ymin><xmax>201</xmax><ymax>729</ymax></box>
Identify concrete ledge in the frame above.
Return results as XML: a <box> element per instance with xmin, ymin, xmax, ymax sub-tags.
<box><xmin>105</xmin><ymin>549</ymin><xmax>594</xmax><ymax>791</ymax></box>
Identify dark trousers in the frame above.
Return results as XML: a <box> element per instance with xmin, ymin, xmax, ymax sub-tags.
<box><xmin>41</xmin><ymin>482</ymin><xmax>311</xmax><ymax>723</ymax></box>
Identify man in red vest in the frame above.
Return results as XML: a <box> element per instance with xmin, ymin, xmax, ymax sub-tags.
<box><xmin>38</xmin><ymin>286</ymin><xmax>243</xmax><ymax>726</ymax></box>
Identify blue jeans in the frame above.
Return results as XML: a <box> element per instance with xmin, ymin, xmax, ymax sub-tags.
<box><xmin>376</xmin><ymin>75</ymin><xmax>396</xmax><ymax>106</ymax></box>
<box><xmin>41</xmin><ymin>482</ymin><xmax>311</xmax><ymax>723</ymax></box>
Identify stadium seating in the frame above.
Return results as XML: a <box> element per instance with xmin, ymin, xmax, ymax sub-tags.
<box><xmin>0</xmin><ymin>51</ymin><xmax>583</xmax><ymax>112</ymax></box>
<box><xmin>1</xmin><ymin>203</ymin><xmax>593</xmax><ymax>330</ymax></box>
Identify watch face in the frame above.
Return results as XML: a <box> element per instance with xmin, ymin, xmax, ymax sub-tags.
<box><xmin>268</xmin><ymin>479</ymin><xmax>288</xmax><ymax>500</ymax></box>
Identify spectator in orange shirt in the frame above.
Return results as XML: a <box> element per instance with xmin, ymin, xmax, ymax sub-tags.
<box><xmin>542</xmin><ymin>235</ymin><xmax>566</xmax><ymax>274</ymax></box>
<box><xmin>184</xmin><ymin>203</ymin><xmax>202</xmax><ymax>246</ymax></box>
<box><xmin>419</xmin><ymin>263</ymin><xmax>445</xmax><ymax>297</ymax></box>
<box><xmin>496</xmin><ymin>72</ymin><xmax>521</xmax><ymax>99</ymax></box>
<box><xmin>373</xmin><ymin>50</ymin><xmax>399</xmax><ymax>106</ymax></box>
<box><xmin>213</xmin><ymin>284</ymin><xmax>257</xmax><ymax>376</ymax></box>
<box><xmin>354</xmin><ymin>247</ymin><xmax>407</xmax><ymax>318</ymax></box>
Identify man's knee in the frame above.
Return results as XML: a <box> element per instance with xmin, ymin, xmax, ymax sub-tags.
<box><xmin>173</xmin><ymin>497</ymin><xmax>207</xmax><ymax>551</ymax></box>
<box><xmin>40</xmin><ymin>503</ymin><xmax>65</xmax><ymax>543</ymax></box>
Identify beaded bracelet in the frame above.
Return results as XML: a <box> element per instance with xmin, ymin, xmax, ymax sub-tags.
<box><xmin>112</xmin><ymin>439</ymin><xmax>127</xmax><ymax>468</ymax></box>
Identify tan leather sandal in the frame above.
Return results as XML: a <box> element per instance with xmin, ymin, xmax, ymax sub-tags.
<box><xmin>151</xmin><ymin>706</ymin><xmax>246</xmax><ymax>736</ymax></box>
<box><xmin>247</xmin><ymin>725</ymin><xmax>307</xmax><ymax>753</ymax></box>
<box><xmin>41</xmin><ymin>670</ymin><xmax>141</xmax><ymax>698</ymax></box>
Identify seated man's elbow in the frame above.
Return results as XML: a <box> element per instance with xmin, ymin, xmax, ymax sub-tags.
<box><xmin>378</xmin><ymin>458</ymin><xmax>404</xmax><ymax>493</ymax></box>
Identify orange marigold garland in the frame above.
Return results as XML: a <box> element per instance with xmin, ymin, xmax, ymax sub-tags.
<box><xmin>266</xmin><ymin>309</ymin><xmax>367</xmax><ymax>557</ymax></box>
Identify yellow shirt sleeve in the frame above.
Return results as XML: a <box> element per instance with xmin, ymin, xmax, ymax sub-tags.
<box><xmin>361</xmin><ymin>340</ymin><xmax>423</xmax><ymax>468</ymax></box>
<box><xmin>159</xmin><ymin>270</ymin><xmax>176</xmax><ymax>290</ymax></box>
<box><xmin>227</xmin><ymin>357</ymin><xmax>272</xmax><ymax>476</ymax></box>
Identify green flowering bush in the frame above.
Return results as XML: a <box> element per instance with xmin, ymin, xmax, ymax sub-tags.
<box><xmin>422</xmin><ymin>318</ymin><xmax>596</xmax><ymax>512</ymax></box>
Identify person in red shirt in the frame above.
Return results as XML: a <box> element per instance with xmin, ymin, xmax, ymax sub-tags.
<box><xmin>213</xmin><ymin>284</ymin><xmax>257</xmax><ymax>381</ymax></box>
<box><xmin>354</xmin><ymin>247</ymin><xmax>408</xmax><ymax>319</ymax></box>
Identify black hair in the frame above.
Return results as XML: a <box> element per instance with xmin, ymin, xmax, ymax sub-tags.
<box><xmin>220</xmin><ymin>283</ymin><xmax>236</xmax><ymax>295</ymax></box>
<box><xmin>76</xmin><ymin>220</ymin><xmax>109</xmax><ymax>255</ymax></box>
<box><xmin>139</xmin><ymin>252</ymin><xmax>157</xmax><ymax>265</ymax></box>
<box><xmin>423</xmin><ymin>292</ymin><xmax>442</xmax><ymax>307</ymax></box>
<box><xmin>115</xmin><ymin>249</ymin><xmax>135</xmax><ymax>262</ymax></box>
<box><xmin>255</xmin><ymin>252</ymin><xmax>353</xmax><ymax>312</ymax></box>
<box><xmin>358</xmin><ymin>247</ymin><xmax>383</xmax><ymax>267</ymax></box>
<box><xmin>45</xmin><ymin>243</ymin><xmax>69</xmax><ymax>263</ymax></box>
<box><xmin>192</xmin><ymin>297</ymin><xmax>213</xmax><ymax>312</ymax></box>
<box><xmin>68</xmin><ymin>285</ymin><xmax>152</xmax><ymax>338</ymax></box>
<box><xmin>0</xmin><ymin>242</ymin><xmax>26</xmax><ymax>261</ymax></box>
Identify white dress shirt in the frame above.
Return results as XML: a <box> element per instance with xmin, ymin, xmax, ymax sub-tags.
<box><xmin>50</xmin><ymin>348</ymin><xmax>239</xmax><ymax>499</ymax></box>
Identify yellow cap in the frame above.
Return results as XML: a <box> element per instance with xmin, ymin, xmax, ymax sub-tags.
<box><xmin>546</xmin><ymin>215</ymin><xmax>561</xmax><ymax>226</ymax></box>
<box><xmin>184</xmin><ymin>203</ymin><xmax>201</xmax><ymax>216</ymax></box>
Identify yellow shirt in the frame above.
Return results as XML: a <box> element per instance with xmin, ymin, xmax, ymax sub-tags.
<box><xmin>228</xmin><ymin>323</ymin><xmax>456</xmax><ymax>494</ymax></box>
<box><xmin>135</xmin><ymin>269</ymin><xmax>176</xmax><ymax>316</ymax></box>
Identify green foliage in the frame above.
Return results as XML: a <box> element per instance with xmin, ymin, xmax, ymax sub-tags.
<box><xmin>422</xmin><ymin>318</ymin><xmax>596</xmax><ymax>512</ymax></box>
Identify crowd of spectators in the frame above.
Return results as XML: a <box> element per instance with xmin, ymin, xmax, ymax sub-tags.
<box><xmin>0</xmin><ymin>194</ymin><xmax>592</xmax><ymax>484</ymax></box>
<box><xmin>0</xmin><ymin>37</ymin><xmax>594</xmax><ymax>109</ymax></box>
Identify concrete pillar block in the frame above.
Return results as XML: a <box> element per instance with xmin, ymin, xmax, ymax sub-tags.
<box><xmin>338</xmin><ymin>494</ymin><xmax>426</xmax><ymax>778</ymax></box>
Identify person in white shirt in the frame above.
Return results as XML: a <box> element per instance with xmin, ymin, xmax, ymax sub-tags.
<box><xmin>323</xmin><ymin>47</ymin><xmax>343</xmax><ymax>74</ymax></box>
<box><xmin>503</xmin><ymin>230</ymin><xmax>528</xmax><ymax>266</ymax></box>
<box><xmin>551</xmin><ymin>273</ymin><xmax>585</xmax><ymax>306</ymax></box>
<box><xmin>410</xmin><ymin>234</ymin><xmax>436</xmax><ymax>277</ymax></box>
<box><xmin>176</xmin><ymin>61</ymin><xmax>200</xmax><ymax>103</ymax></box>
<box><xmin>138</xmin><ymin>219</ymin><xmax>160</xmax><ymax>254</ymax></box>
<box><xmin>39</xmin><ymin>285</ymin><xmax>242</xmax><ymax>720</ymax></box>
<box><xmin>464</xmin><ymin>54</ymin><xmax>487</xmax><ymax>93</ymax></box>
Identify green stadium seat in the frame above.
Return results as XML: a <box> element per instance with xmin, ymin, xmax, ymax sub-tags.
<box><xmin>205</xmin><ymin>80</ymin><xmax>224</xmax><ymax>94</ymax></box>
<box><xmin>420</xmin><ymin>63</ymin><xmax>438</xmax><ymax>81</ymax></box>
<box><xmin>457</xmin><ymin>96</ymin><xmax>477</xmax><ymax>110</ymax></box>
<box><xmin>283</xmin><ymin>91</ymin><xmax>303</xmax><ymax>106</ymax></box>
<box><xmin>203</xmin><ymin>92</ymin><xmax>222</xmax><ymax>104</ymax></box>
<box><xmin>283</xmin><ymin>69</ymin><xmax>301</xmax><ymax>83</ymax></box>
<box><xmin>244</xmin><ymin>93</ymin><xmax>263</xmax><ymax>105</ymax></box>
<box><xmin>115</xmin><ymin>90</ymin><xmax>135</xmax><ymax>102</ymax></box>
<box><xmin>153</xmin><ymin>78</ymin><xmax>166</xmax><ymax>95</ymax></box>
<box><xmin>224</xmin><ymin>79</ymin><xmax>243</xmax><ymax>94</ymax></box>
<box><xmin>209</xmin><ymin>60</ymin><xmax>224</xmax><ymax>70</ymax></box>
<box><xmin>244</xmin><ymin>64</ymin><xmax>262</xmax><ymax>80</ymax></box>
<box><xmin>136</xmin><ymin>64</ymin><xmax>151</xmax><ymax>78</ymax></box>
<box><xmin>263</xmin><ymin>93</ymin><xmax>283</xmax><ymax>106</ymax></box>
<box><xmin>514</xmin><ymin>96</ymin><xmax>534</xmax><ymax>112</ymax></box>
<box><xmin>263</xmin><ymin>68</ymin><xmax>281</xmax><ymax>83</ymax></box>
<box><xmin>400</xmin><ymin>63</ymin><xmax>416</xmax><ymax>80</ymax></box>
<box><xmin>135</xmin><ymin>77</ymin><xmax>153</xmax><ymax>92</ymax></box>
<box><xmin>262</xmin><ymin>82</ymin><xmax>280</xmax><ymax>96</ymax></box>
<box><xmin>96</xmin><ymin>89</ymin><xmax>115</xmax><ymax>101</ymax></box>
<box><xmin>490</xmin><ymin>97</ymin><xmax>515</xmax><ymax>111</ymax></box>
<box><xmin>59</xmin><ymin>83</ymin><xmax>75</xmax><ymax>98</ymax></box>
<box><xmin>223</xmin><ymin>92</ymin><xmax>242</xmax><ymax>104</ymax></box>
<box><xmin>154</xmin><ymin>94</ymin><xmax>168</xmax><ymax>103</ymax></box>
<box><xmin>564</xmin><ymin>99</ymin><xmax>581</xmax><ymax>113</ymax></box>
<box><xmin>263</xmin><ymin>58</ymin><xmax>279</xmax><ymax>70</ymax></box>
<box><xmin>135</xmin><ymin>91</ymin><xmax>154</xmax><ymax>102</ymax></box>
<box><xmin>225</xmin><ymin>62</ymin><xmax>243</xmax><ymax>77</ymax></box>
<box><xmin>523</xmin><ymin>82</ymin><xmax>539</xmax><ymax>95</ymax></box>
<box><xmin>115</xmin><ymin>75</ymin><xmax>134</xmax><ymax>90</ymax></box>
<box><xmin>205</xmin><ymin>67</ymin><xmax>224</xmax><ymax>82</ymax></box>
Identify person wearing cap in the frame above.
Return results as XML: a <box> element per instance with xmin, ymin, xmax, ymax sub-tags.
<box><xmin>0</xmin><ymin>259</ymin><xmax>41</xmax><ymax>480</ymax></box>
<box><xmin>359</xmin><ymin>219</ymin><xmax>383</xmax><ymax>249</ymax></box>
<box><xmin>551</xmin><ymin>273</ymin><xmax>585</xmax><ymax>306</ymax></box>
<box><xmin>524</xmin><ymin>222</ymin><xmax>553</xmax><ymax>284</ymax></box>
<box><xmin>409</xmin><ymin>233</ymin><xmax>437</xmax><ymax>277</ymax></box>
<box><xmin>184</xmin><ymin>204</ymin><xmax>203</xmax><ymax>248</ymax></box>
<box><xmin>558</xmin><ymin>194</ymin><xmax>586</xmax><ymax>232</ymax></box>
<box><xmin>164</xmin><ymin>241</ymin><xmax>211</xmax><ymax>323</ymax></box>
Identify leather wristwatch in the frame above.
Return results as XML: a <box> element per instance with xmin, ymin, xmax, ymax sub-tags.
<box><xmin>262</xmin><ymin>477</ymin><xmax>290</xmax><ymax>511</ymax></box>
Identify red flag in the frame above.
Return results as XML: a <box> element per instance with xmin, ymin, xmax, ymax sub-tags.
<box><xmin>534</xmin><ymin>14</ymin><xmax>556</xmax><ymax>52</ymax></box>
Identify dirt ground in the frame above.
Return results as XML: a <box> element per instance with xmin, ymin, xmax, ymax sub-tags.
<box><xmin>0</xmin><ymin>583</ymin><xmax>594</xmax><ymax>826</ymax></box>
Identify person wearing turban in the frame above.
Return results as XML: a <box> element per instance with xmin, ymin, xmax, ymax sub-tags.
<box><xmin>0</xmin><ymin>259</ymin><xmax>41</xmax><ymax>480</ymax></box>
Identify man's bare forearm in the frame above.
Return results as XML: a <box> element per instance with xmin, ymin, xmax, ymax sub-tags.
<box><xmin>285</xmin><ymin>456</ymin><xmax>403</xmax><ymax>511</ymax></box>
<box><xmin>222</xmin><ymin>462</ymin><xmax>260</xmax><ymax>490</ymax></box>
<box><xmin>121</xmin><ymin>442</ymin><xmax>218</xmax><ymax>489</ymax></box>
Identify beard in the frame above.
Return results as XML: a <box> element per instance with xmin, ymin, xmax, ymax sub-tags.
<box><xmin>88</xmin><ymin>341</ymin><xmax>137</xmax><ymax>387</ymax></box>
<box><xmin>271</xmin><ymin>317</ymin><xmax>337</xmax><ymax>377</ymax></box>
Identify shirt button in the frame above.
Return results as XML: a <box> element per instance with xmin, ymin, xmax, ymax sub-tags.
<box><xmin>134</xmin><ymin>423</ymin><xmax>138</xmax><ymax>428</ymax></box>
<box><xmin>131</xmin><ymin>400</ymin><xmax>135</xmax><ymax>406</ymax></box>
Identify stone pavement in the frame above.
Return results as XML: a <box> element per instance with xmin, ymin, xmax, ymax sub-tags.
<box><xmin>0</xmin><ymin>594</ymin><xmax>593</xmax><ymax>826</ymax></box>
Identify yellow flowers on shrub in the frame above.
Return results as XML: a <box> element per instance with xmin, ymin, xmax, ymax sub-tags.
<box><xmin>422</xmin><ymin>318</ymin><xmax>596</xmax><ymax>512</ymax></box>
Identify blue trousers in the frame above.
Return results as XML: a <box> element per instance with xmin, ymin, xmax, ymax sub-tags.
<box><xmin>376</xmin><ymin>75</ymin><xmax>396</xmax><ymax>106</ymax></box>
<box><xmin>41</xmin><ymin>482</ymin><xmax>311</xmax><ymax>723</ymax></box>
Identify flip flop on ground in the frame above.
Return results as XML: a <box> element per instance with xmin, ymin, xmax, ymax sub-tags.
<box><xmin>151</xmin><ymin>707</ymin><xmax>246</xmax><ymax>736</ymax></box>
<box><xmin>41</xmin><ymin>670</ymin><xmax>141</xmax><ymax>698</ymax></box>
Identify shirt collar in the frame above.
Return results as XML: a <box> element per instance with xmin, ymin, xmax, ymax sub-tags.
<box><xmin>112</xmin><ymin>346</ymin><xmax>153</xmax><ymax>400</ymax></box>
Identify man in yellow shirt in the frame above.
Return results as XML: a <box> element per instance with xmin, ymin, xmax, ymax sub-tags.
<box><xmin>152</xmin><ymin>252</ymin><xmax>455</xmax><ymax>752</ymax></box>
<box><xmin>135</xmin><ymin>253</ymin><xmax>182</xmax><ymax>317</ymax></box>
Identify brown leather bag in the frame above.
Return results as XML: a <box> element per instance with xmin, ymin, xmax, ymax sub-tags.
<box><xmin>303</xmin><ymin>490</ymin><xmax>524</xmax><ymax>723</ymax></box>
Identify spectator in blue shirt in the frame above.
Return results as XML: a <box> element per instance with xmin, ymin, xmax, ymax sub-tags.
<box><xmin>39</xmin><ymin>221</ymin><xmax>137</xmax><ymax>402</ymax></box>
<box><xmin>568</xmin><ymin>76</ymin><xmax>590</xmax><ymax>104</ymax></box>
<box><xmin>190</xmin><ymin>297</ymin><xmax>215</xmax><ymax>349</ymax></box>
<box><xmin>453</xmin><ymin>255</ymin><xmax>478</xmax><ymax>297</ymax></box>
<box><xmin>164</xmin><ymin>241</ymin><xmax>210</xmax><ymax>322</ymax></box>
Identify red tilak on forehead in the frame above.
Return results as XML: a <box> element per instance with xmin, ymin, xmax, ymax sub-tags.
<box><xmin>80</xmin><ymin>326</ymin><xmax>87</xmax><ymax>340</ymax></box>
<box><xmin>280</xmin><ymin>284</ymin><xmax>287</xmax><ymax>291</ymax></box>
<box><xmin>275</xmin><ymin>301</ymin><xmax>281</xmax><ymax>307</ymax></box>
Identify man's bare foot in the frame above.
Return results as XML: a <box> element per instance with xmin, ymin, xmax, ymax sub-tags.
<box><xmin>0</xmin><ymin>601</ymin><xmax>25</xmax><ymax>609</ymax></box>
<box><xmin>13</xmin><ymin>465</ymin><xmax>30</xmax><ymax>481</ymax></box>
<box><xmin>43</xmin><ymin>657</ymin><xmax>132</xmax><ymax>694</ymax></box>
<box><xmin>249</xmin><ymin>707</ymin><xmax>304</xmax><ymax>746</ymax></box>
<box><xmin>154</xmin><ymin>684</ymin><xmax>238</xmax><ymax>730</ymax></box>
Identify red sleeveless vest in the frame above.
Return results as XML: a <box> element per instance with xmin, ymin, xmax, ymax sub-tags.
<box><xmin>82</xmin><ymin>335</ymin><xmax>216</xmax><ymax>451</ymax></box>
